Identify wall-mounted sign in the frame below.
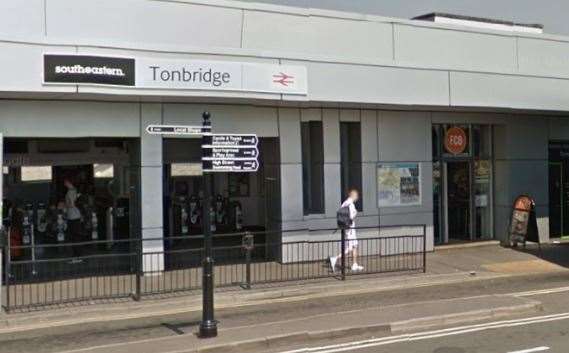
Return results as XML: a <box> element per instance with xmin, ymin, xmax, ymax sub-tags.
<box><xmin>136</xmin><ymin>58</ymin><xmax>307</xmax><ymax>95</ymax></box>
<box><xmin>43</xmin><ymin>55</ymin><xmax>135</xmax><ymax>86</ymax></box>
<box><xmin>43</xmin><ymin>54</ymin><xmax>308</xmax><ymax>95</ymax></box>
<box><xmin>444</xmin><ymin>127</ymin><xmax>467</xmax><ymax>155</ymax></box>
<box><xmin>377</xmin><ymin>163</ymin><xmax>421</xmax><ymax>207</ymax></box>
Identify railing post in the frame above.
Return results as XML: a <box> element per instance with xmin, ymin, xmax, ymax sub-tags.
<box><xmin>341</xmin><ymin>229</ymin><xmax>346</xmax><ymax>281</ymax></box>
<box><xmin>422</xmin><ymin>225</ymin><xmax>427</xmax><ymax>273</ymax></box>
<box><xmin>134</xmin><ymin>238</ymin><xmax>142</xmax><ymax>301</ymax></box>
<box><xmin>4</xmin><ymin>232</ymin><xmax>10</xmax><ymax>312</ymax></box>
<box><xmin>245</xmin><ymin>246</ymin><xmax>252</xmax><ymax>290</ymax></box>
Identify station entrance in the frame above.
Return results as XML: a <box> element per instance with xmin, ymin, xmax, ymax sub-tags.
<box><xmin>162</xmin><ymin>137</ymin><xmax>281</xmax><ymax>268</ymax></box>
<box><xmin>2</xmin><ymin>137</ymin><xmax>140</xmax><ymax>280</ymax></box>
<box><xmin>433</xmin><ymin>124</ymin><xmax>494</xmax><ymax>244</ymax></box>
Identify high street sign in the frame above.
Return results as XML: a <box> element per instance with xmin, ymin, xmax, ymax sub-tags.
<box><xmin>202</xmin><ymin>159</ymin><xmax>259</xmax><ymax>172</ymax></box>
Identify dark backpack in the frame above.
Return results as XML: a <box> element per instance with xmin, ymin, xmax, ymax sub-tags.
<box><xmin>337</xmin><ymin>206</ymin><xmax>352</xmax><ymax>229</ymax></box>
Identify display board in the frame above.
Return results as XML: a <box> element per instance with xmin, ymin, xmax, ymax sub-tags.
<box><xmin>508</xmin><ymin>195</ymin><xmax>540</xmax><ymax>245</ymax></box>
<box><xmin>377</xmin><ymin>163</ymin><xmax>421</xmax><ymax>207</ymax></box>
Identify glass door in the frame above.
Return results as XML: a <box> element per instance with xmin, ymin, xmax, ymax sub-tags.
<box><xmin>433</xmin><ymin>124</ymin><xmax>494</xmax><ymax>243</ymax></box>
<box><xmin>446</xmin><ymin>161</ymin><xmax>471</xmax><ymax>241</ymax></box>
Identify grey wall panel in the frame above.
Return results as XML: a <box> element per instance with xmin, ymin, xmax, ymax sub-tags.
<box><xmin>0</xmin><ymin>1</ymin><xmax>44</xmax><ymax>40</ymax></box>
<box><xmin>362</xmin><ymin>162</ymin><xmax>378</xmax><ymax>216</ymax></box>
<box><xmin>300</xmin><ymin>108</ymin><xmax>322</xmax><ymax>122</ymax></box>
<box><xmin>548</xmin><ymin>117</ymin><xmax>569</xmax><ymax>140</ymax></box>
<box><xmin>0</xmin><ymin>101</ymin><xmax>140</xmax><ymax>137</ymax></box>
<box><xmin>0</xmin><ymin>43</ymin><xmax>75</xmax><ymax>93</ymax></box>
<box><xmin>450</xmin><ymin>72</ymin><xmax>569</xmax><ymax>111</ymax></box>
<box><xmin>280</xmin><ymin>164</ymin><xmax>304</xmax><ymax>222</ymax></box>
<box><xmin>378</xmin><ymin>111</ymin><xmax>431</xmax><ymax>162</ymax></box>
<box><xmin>361</xmin><ymin>110</ymin><xmax>378</xmax><ymax>163</ymax></box>
<box><xmin>46</xmin><ymin>0</ymin><xmax>243</xmax><ymax>49</ymax></box>
<box><xmin>503</xmin><ymin>115</ymin><xmax>549</xmax><ymax>160</ymax></box>
<box><xmin>518</xmin><ymin>38</ymin><xmax>569</xmax><ymax>78</ymax></box>
<box><xmin>140</xmin><ymin>103</ymin><xmax>163</xmax><ymax>167</ymax></box>
<box><xmin>494</xmin><ymin>160</ymin><xmax>548</xmax><ymax>207</ymax></box>
<box><xmin>322</xmin><ymin>109</ymin><xmax>340</xmax><ymax>163</ymax></box>
<box><xmin>163</xmin><ymin>104</ymin><xmax>278</xmax><ymax>137</ymax></box>
<box><xmin>242</xmin><ymin>11</ymin><xmax>393</xmax><ymax>62</ymax></box>
<box><xmin>140</xmin><ymin>166</ymin><xmax>164</xmax><ymax>229</ymax></box>
<box><xmin>324</xmin><ymin>164</ymin><xmax>341</xmax><ymax>218</ymax></box>
<box><xmin>278</xmin><ymin>108</ymin><xmax>302</xmax><ymax>164</ymax></box>
<box><xmin>431</xmin><ymin>112</ymin><xmax>508</xmax><ymax>125</ymax></box>
<box><xmin>298</xmin><ymin>62</ymin><xmax>450</xmax><ymax>105</ymax></box>
<box><xmin>394</xmin><ymin>24</ymin><xmax>516</xmax><ymax>73</ymax></box>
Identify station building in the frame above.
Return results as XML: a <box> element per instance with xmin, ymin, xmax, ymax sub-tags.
<box><xmin>2</xmin><ymin>0</ymin><xmax>569</xmax><ymax>270</ymax></box>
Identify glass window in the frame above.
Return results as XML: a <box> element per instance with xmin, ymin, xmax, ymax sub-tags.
<box><xmin>301</xmin><ymin>121</ymin><xmax>325</xmax><ymax>215</ymax></box>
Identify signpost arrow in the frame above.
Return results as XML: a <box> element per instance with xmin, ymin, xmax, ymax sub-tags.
<box><xmin>146</xmin><ymin>124</ymin><xmax>206</xmax><ymax>135</ymax></box>
<box><xmin>204</xmin><ymin>134</ymin><xmax>258</xmax><ymax>148</ymax></box>
<box><xmin>202</xmin><ymin>159</ymin><xmax>259</xmax><ymax>172</ymax></box>
<box><xmin>202</xmin><ymin>146</ymin><xmax>259</xmax><ymax>159</ymax></box>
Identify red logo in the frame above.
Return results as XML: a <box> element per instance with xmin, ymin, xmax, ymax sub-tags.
<box><xmin>444</xmin><ymin>127</ymin><xmax>467</xmax><ymax>155</ymax></box>
<box><xmin>272</xmin><ymin>72</ymin><xmax>294</xmax><ymax>86</ymax></box>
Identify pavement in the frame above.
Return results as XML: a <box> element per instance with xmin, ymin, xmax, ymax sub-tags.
<box><xmin>1</xmin><ymin>242</ymin><xmax>569</xmax><ymax>353</ymax></box>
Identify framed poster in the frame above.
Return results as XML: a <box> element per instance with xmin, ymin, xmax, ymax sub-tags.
<box><xmin>377</xmin><ymin>163</ymin><xmax>421</xmax><ymax>207</ymax></box>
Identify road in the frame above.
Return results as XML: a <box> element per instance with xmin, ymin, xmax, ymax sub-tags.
<box><xmin>267</xmin><ymin>289</ymin><xmax>569</xmax><ymax>353</ymax></box>
<box><xmin>274</xmin><ymin>312</ymin><xmax>569</xmax><ymax>353</ymax></box>
<box><xmin>2</xmin><ymin>272</ymin><xmax>569</xmax><ymax>353</ymax></box>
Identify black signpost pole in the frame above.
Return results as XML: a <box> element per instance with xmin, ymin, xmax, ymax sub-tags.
<box><xmin>199</xmin><ymin>111</ymin><xmax>218</xmax><ymax>338</ymax></box>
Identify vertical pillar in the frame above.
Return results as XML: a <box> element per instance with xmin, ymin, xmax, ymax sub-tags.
<box><xmin>278</xmin><ymin>108</ymin><xmax>304</xmax><ymax>228</ymax></box>
<box><xmin>323</xmin><ymin>109</ymin><xmax>341</xmax><ymax>219</ymax></box>
<box><xmin>139</xmin><ymin>103</ymin><xmax>164</xmax><ymax>273</ymax></box>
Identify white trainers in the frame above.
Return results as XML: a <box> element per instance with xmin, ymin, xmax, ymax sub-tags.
<box><xmin>351</xmin><ymin>263</ymin><xmax>364</xmax><ymax>272</ymax></box>
<box><xmin>329</xmin><ymin>256</ymin><xmax>338</xmax><ymax>272</ymax></box>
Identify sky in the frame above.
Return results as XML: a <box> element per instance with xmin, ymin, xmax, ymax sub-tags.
<box><xmin>240</xmin><ymin>0</ymin><xmax>569</xmax><ymax>36</ymax></box>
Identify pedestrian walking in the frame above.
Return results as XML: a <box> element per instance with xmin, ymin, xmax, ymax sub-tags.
<box><xmin>64</xmin><ymin>177</ymin><xmax>83</xmax><ymax>264</ymax></box>
<box><xmin>330</xmin><ymin>189</ymin><xmax>364</xmax><ymax>272</ymax></box>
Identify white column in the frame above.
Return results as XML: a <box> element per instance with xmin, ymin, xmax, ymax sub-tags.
<box><xmin>139</xmin><ymin>103</ymin><xmax>164</xmax><ymax>273</ymax></box>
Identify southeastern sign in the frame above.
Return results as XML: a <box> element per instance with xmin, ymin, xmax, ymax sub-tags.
<box><xmin>43</xmin><ymin>54</ymin><xmax>307</xmax><ymax>95</ymax></box>
<box><xmin>43</xmin><ymin>54</ymin><xmax>135</xmax><ymax>86</ymax></box>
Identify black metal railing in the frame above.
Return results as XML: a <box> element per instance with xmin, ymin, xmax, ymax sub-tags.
<box><xmin>2</xmin><ymin>225</ymin><xmax>426</xmax><ymax>311</ymax></box>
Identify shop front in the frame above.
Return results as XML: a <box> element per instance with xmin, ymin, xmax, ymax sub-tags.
<box><xmin>432</xmin><ymin>124</ymin><xmax>494</xmax><ymax>244</ymax></box>
<box><xmin>549</xmin><ymin>141</ymin><xmax>569</xmax><ymax>238</ymax></box>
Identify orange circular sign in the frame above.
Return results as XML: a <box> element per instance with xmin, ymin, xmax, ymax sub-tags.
<box><xmin>444</xmin><ymin>127</ymin><xmax>467</xmax><ymax>155</ymax></box>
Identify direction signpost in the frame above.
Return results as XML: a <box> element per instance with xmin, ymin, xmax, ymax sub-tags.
<box><xmin>145</xmin><ymin>113</ymin><xmax>259</xmax><ymax>339</ymax></box>
<box><xmin>145</xmin><ymin>124</ymin><xmax>205</xmax><ymax>135</ymax></box>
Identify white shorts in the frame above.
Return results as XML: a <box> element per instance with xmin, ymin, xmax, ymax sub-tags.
<box><xmin>345</xmin><ymin>239</ymin><xmax>358</xmax><ymax>253</ymax></box>
<box><xmin>344</xmin><ymin>228</ymin><xmax>357</xmax><ymax>253</ymax></box>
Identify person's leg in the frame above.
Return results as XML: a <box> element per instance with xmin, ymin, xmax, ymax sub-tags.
<box><xmin>69</xmin><ymin>220</ymin><xmax>82</xmax><ymax>259</ymax></box>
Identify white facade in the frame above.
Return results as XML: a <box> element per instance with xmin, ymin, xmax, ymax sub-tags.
<box><xmin>1</xmin><ymin>0</ymin><xmax>569</xmax><ymax>252</ymax></box>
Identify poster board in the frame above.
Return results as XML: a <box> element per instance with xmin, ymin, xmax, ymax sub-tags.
<box><xmin>508</xmin><ymin>195</ymin><xmax>540</xmax><ymax>245</ymax></box>
<box><xmin>377</xmin><ymin>163</ymin><xmax>421</xmax><ymax>207</ymax></box>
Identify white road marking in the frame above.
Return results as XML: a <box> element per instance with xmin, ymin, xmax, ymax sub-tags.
<box><xmin>278</xmin><ymin>313</ymin><xmax>569</xmax><ymax>353</ymax></box>
<box><xmin>512</xmin><ymin>286</ymin><xmax>569</xmax><ymax>297</ymax></box>
<box><xmin>508</xmin><ymin>347</ymin><xmax>550</xmax><ymax>353</ymax></box>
